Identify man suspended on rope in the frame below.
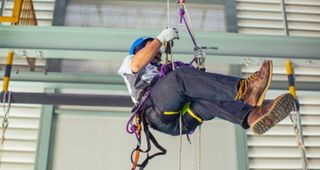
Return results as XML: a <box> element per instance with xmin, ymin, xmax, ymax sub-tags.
<box><xmin>118</xmin><ymin>27</ymin><xmax>296</xmax><ymax>137</ymax></box>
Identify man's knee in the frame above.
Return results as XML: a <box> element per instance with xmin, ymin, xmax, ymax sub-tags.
<box><xmin>182</xmin><ymin>108</ymin><xmax>203</xmax><ymax>132</ymax></box>
<box><xmin>158</xmin><ymin>102</ymin><xmax>203</xmax><ymax>135</ymax></box>
<box><xmin>180</xmin><ymin>102</ymin><xmax>203</xmax><ymax>133</ymax></box>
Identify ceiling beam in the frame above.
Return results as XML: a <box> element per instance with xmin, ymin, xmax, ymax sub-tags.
<box><xmin>0</xmin><ymin>26</ymin><xmax>320</xmax><ymax>59</ymax></box>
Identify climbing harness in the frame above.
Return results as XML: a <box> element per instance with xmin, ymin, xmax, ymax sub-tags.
<box><xmin>285</xmin><ymin>61</ymin><xmax>309</xmax><ymax>170</ymax></box>
<box><xmin>128</xmin><ymin>108</ymin><xmax>167</xmax><ymax>170</ymax></box>
<box><xmin>127</xmin><ymin>1</ymin><xmax>206</xmax><ymax>169</ymax></box>
<box><xmin>127</xmin><ymin>85</ymin><xmax>167</xmax><ymax>170</ymax></box>
<box><xmin>127</xmin><ymin>60</ymin><xmax>194</xmax><ymax>170</ymax></box>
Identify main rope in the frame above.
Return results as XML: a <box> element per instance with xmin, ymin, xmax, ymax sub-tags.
<box><xmin>164</xmin><ymin>2</ymin><xmax>182</xmax><ymax>168</ymax></box>
<box><xmin>178</xmin><ymin>114</ymin><xmax>183</xmax><ymax>170</ymax></box>
<box><xmin>198</xmin><ymin>126</ymin><xmax>201</xmax><ymax>170</ymax></box>
<box><xmin>176</xmin><ymin>1</ymin><xmax>202</xmax><ymax>170</ymax></box>
<box><xmin>165</xmin><ymin>2</ymin><xmax>185</xmax><ymax>170</ymax></box>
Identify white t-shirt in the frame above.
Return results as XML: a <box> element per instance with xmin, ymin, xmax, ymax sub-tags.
<box><xmin>118</xmin><ymin>55</ymin><xmax>160</xmax><ymax>103</ymax></box>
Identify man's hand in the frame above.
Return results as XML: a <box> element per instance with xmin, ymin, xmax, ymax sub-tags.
<box><xmin>194</xmin><ymin>46</ymin><xmax>206</xmax><ymax>69</ymax></box>
<box><xmin>156</xmin><ymin>28</ymin><xmax>179</xmax><ymax>44</ymax></box>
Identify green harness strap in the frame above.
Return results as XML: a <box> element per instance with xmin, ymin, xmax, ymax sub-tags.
<box><xmin>164</xmin><ymin>101</ymin><xmax>203</xmax><ymax>123</ymax></box>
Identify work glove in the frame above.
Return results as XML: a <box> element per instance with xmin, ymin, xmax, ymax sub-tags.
<box><xmin>194</xmin><ymin>46</ymin><xmax>206</xmax><ymax>69</ymax></box>
<box><xmin>156</xmin><ymin>28</ymin><xmax>179</xmax><ymax>44</ymax></box>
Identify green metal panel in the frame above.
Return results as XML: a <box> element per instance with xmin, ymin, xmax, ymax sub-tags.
<box><xmin>52</xmin><ymin>0</ymin><xmax>67</xmax><ymax>26</ymax></box>
<box><xmin>71</xmin><ymin>0</ymin><xmax>225</xmax><ymax>4</ymax></box>
<box><xmin>35</xmin><ymin>88</ymin><xmax>55</xmax><ymax>170</ymax></box>
<box><xmin>1</xmin><ymin>26</ymin><xmax>320</xmax><ymax>59</ymax></box>
<box><xmin>54</xmin><ymin>109</ymin><xmax>129</xmax><ymax>117</ymax></box>
<box><xmin>225</xmin><ymin>0</ymin><xmax>238</xmax><ymax>33</ymax></box>
<box><xmin>0</xmin><ymin>71</ymin><xmax>124</xmax><ymax>84</ymax></box>
<box><xmin>10</xmin><ymin>81</ymin><xmax>126</xmax><ymax>92</ymax></box>
<box><xmin>230</xmin><ymin>64</ymin><xmax>249</xmax><ymax>170</ymax></box>
<box><xmin>49</xmin><ymin>0</ymin><xmax>67</xmax><ymax>72</ymax></box>
<box><xmin>0</xmin><ymin>92</ymin><xmax>133</xmax><ymax>106</ymax></box>
<box><xmin>0</xmin><ymin>71</ymin><xmax>128</xmax><ymax>90</ymax></box>
<box><xmin>1</xmin><ymin>48</ymin><xmax>245</xmax><ymax>65</ymax></box>
<box><xmin>235</xmin><ymin>126</ymin><xmax>249</xmax><ymax>170</ymax></box>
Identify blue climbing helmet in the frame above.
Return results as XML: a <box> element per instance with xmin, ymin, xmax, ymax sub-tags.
<box><xmin>129</xmin><ymin>36</ymin><xmax>154</xmax><ymax>55</ymax></box>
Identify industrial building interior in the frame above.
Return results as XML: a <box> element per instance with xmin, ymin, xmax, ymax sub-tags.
<box><xmin>0</xmin><ymin>0</ymin><xmax>320</xmax><ymax>170</ymax></box>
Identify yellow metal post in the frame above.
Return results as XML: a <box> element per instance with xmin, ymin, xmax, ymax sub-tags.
<box><xmin>0</xmin><ymin>0</ymin><xmax>23</xmax><ymax>24</ymax></box>
<box><xmin>2</xmin><ymin>51</ymin><xmax>14</xmax><ymax>92</ymax></box>
<box><xmin>285</xmin><ymin>60</ymin><xmax>297</xmax><ymax>98</ymax></box>
<box><xmin>12</xmin><ymin>0</ymin><xmax>23</xmax><ymax>23</ymax></box>
<box><xmin>285</xmin><ymin>60</ymin><xmax>309</xmax><ymax>170</ymax></box>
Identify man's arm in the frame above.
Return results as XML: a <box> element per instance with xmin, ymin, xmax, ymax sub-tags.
<box><xmin>130</xmin><ymin>28</ymin><xmax>179</xmax><ymax>73</ymax></box>
<box><xmin>131</xmin><ymin>39</ymin><xmax>162</xmax><ymax>73</ymax></box>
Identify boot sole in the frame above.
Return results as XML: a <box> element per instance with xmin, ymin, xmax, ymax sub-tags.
<box><xmin>256</xmin><ymin>61</ymin><xmax>273</xmax><ymax>106</ymax></box>
<box><xmin>251</xmin><ymin>93</ymin><xmax>295</xmax><ymax>135</ymax></box>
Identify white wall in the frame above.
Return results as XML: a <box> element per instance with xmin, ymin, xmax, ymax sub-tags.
<box><xmin>51</xmin><ymin>113</ymin><xmax>239</xmax><ymax>170</ymax></box>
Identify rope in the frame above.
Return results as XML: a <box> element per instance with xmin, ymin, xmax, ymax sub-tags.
<box><xmin>197</xmin><ymin>125</ymin><xmax>201</xmax><ymax>170</ymax></box>
<box><xmin>177</xmin><ymin>2</ymin><xmax>203</xmax><ymax>170</ymax></box>
<box><xmin>285</xmin><ymin>61</ymin><xmax>308</xmax><ymax>170</ymax></box>
<box><xmin>0</xmin><ymin>91</ymin><xmax>12</xmax><ymax>165</ymax></box>
<box><xmin>178</xmin><ymin>115</ymin><xmax>183</xmax><ymax>170</ymax></box>
<box><xmin>130</xmin><ymin>116</ymin><xmax>142</xmax><ymax>170</ymax></box>
<box><xmin>164</xmin><ymin>2</ymin><xmax>182</xmax><ymax>170</ymax></box>
<box><xmin>182</xmin><ymin>4</ymin><xmax>202</xmax><ymax>169</ymax></box>
<box><xmin>170</xmin><ymin>43</ymin><xmax>175</xmax><ymax>69</ymax></box>
<box><xmin>289</xmin><ymin>103</ymin><xmax>308</xmax><ymax>170</ymax></box>
<box><xmin>179</xmin><ymin>3</ymin><xmax>197</xmax><ymax>48</ymax></box>
<box><xmin>167</xmin><ymin>0</ymin><xmax>170</xmax><ymax>27</ymax></box>
<box><xmin>183</xmin><ymin>3</ymin><xmax>193</xmax><ymax>31</ymax></box>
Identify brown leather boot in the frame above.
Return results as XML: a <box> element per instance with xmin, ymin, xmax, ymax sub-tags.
<box><xmin>235</xmin><ymin>60</ymin><xmax>273</xmax><ymax>106</ymax></box>
<box><xmin>248</xmin><ymin>93</ymin><xmax>295</xmax><ymax>135</ymax></box>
